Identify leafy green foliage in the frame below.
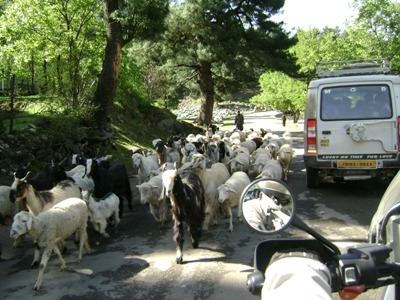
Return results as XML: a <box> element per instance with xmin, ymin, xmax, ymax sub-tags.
<box><xmin>250</xmin><ymin>71</ymin><xmax>307</xmax><ymax>113</ymax></box>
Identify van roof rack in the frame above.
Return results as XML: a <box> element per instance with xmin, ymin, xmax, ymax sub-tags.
<box><xmin>316</xmin><ymin>57</ymin><xmax>392</xmax><ymax>78</ymax></box>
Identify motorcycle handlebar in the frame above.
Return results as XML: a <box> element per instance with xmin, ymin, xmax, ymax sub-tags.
<box><xmin>330</xmin><ymin>244</ymin><xmax>400</xmax><ymax>292</ymax></box>
<box><xmin>247</xmin><ymin>243</ymin><xmax>400</xmax><ymax>296</ymax></box>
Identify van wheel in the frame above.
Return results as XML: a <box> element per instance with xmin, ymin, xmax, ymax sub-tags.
<box><xmin>306</xmin><ymin>167</ymin><xmax>319</xmax><ymax>188</ymax></box>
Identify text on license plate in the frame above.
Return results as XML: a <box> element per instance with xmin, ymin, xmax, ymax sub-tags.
<box><xmin>337</xmin><ymin>160</ymin><xmax>377</xmax><ymax>168</ymax></box>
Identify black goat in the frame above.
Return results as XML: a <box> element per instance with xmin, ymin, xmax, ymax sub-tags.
<box><xmin>86</xmin><ymin>159</ymin><xmax>133</xmax><ymax>217</ymax></box>
<box><xmin>162</xmin><ymin>167</ymin><xmax>205</xmax><ymax>264</ymax></box>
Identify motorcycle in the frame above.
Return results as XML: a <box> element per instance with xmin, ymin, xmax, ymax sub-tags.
<box><xmin>240</xmin><ymin>177</ymin><xmax>400</xmax><ymax>299</ymax></box>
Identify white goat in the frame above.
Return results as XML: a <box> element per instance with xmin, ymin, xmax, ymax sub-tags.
<box><xmin>81</xmin><ymin>190</ymin><xmax>120</xmax><ymax>238</ymax></box>
<box><xmin>190</xmin><ymin>154</ymin><xmax>230</xmax><ymax>231</ymax></box>
<box><xmin>11</xmin><ymin>174</ymin><xmax>82</xmax><ymax>216</ymax></box>
<box><xmin>10</xmin><ymin>198</ymin><xmax>90</xmax><ymax>290</ymax></box>
<box><xmin>278</xmin><ymin>144</ymin><xmax>294</xmax><ymax>181</ymax></box>
<box><xmin>154</xmin><ymin>139</ymin><xmax>181</xmax><ymax>167</ymax></box>
<box><xmin>136</xmin><ymin>173</ymin><xmax>167</xmax><ymax>227</ymax></box>
<box><xmin>131</xmin><ymin>153</ymin><xmax>159</xmax><ymax>184</ymax></box>
<box><xmin>217</xmin><ymin>171</ymin><xmax>251</xmax><ymax>232</ymax></box>
<box><xmin>258</xmin><ymin>159</ymin><xmax>283</xmax><ymax>180</ymax></box>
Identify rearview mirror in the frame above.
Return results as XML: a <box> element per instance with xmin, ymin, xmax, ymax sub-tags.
<box><xmin>240</xmin><ymin>178</ymin><xmax>295</xmax><ymax>234</ymax></box>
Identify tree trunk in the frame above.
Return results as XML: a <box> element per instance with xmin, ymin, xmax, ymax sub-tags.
<box><xmin>196</xmin><ymin>61</ymin><xmax>214</xmax><ymax>126</ymax></box>
<box><xmin>92</xmin><ymin>0</ymin><xmax>123</xmax><ymax>128</ymax></box>
<box><xmin>9</xmin><ymin>74</ymin><xmax>16</xmax><ymax>134</ymax></box>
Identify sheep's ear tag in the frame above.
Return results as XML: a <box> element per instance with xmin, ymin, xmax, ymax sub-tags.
<box><xmin>26</xmin><ymin>216</ymin><xmax>33</xmax><ymax>230</ymax></box>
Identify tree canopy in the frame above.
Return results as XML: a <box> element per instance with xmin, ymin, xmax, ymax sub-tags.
<box><xmin>137</xmin><ymin>0</ymin><xmax>297</xmax><ymax>125</ymax></box>
<box><xmin>1</xmin><ymin>0</ymin><xmax>400</xmax><ymax>128</ymax></box>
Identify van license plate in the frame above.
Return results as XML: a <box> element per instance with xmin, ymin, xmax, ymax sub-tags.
<box><xmin>337</xmin><ymin>160</ymin><xmax>377</xmax><ymax>168</ymax></box>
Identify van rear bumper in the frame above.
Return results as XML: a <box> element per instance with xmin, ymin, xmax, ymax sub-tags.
<box><xmin>303</xmin><ymin>155</ymin><xmax>400</xmax><ymax>169</ymax></box>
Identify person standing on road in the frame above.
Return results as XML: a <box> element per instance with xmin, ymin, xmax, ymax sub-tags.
<box><xmin>234</xmin><ymin>110</ymin><xmax>244</xmax><ymax>131</ymax></box>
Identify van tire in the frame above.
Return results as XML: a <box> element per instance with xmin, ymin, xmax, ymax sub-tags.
<box><xmin>306</xmin><ymin>167</ymin><xmax>319</xmax><ymax>188</ymax></box>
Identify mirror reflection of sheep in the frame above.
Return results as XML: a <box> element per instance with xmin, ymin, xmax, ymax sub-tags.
<box><xmin>10</xmin><ymin>197</ymin><xmax>91</xmax><ymax>290</ymax></box>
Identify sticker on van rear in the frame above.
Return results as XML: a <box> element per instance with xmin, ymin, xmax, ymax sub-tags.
<box><xmin>318</xmin><ymin>154</ymin><xmax>396</xmax><ymax>160</ymax></box>
<box><xmin>319</xmin><ymin>138</ymin><xmax>329</xmax><ymax>147</ymax></box>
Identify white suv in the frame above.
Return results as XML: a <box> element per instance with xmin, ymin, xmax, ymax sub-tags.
<box><xmin>303</xmin><ymin>58</ymin><xmax>400</xmax><ymax>188</ymax></box>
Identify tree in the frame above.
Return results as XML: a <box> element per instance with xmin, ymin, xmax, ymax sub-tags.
<box><xmin>92</xmin><ymin>0</ymin><xmax>169</xmax><ymax>128</ymax></box>
<box><xmin>250</xmin><ymin>71</ymin><xmax>307</xmax><ymax>121</ymax></box>
<box><xmin>156</xmin><ymin>0</ymin><xmax>297</xmax><ymax>126</ymax></box>
<box><xmin>0</xmin><ymin>0</ymin><xmax>104</xmax><ymax>103</ymax></box>
<box><xmin>351</xmin><ymin>0</ymin><xmax>400</xmax><ymax>68</ymax></box>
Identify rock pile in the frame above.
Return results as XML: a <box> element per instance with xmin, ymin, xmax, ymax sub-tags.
<box><xmin>171</xmin><ymin>99</ymin><xmax>256</xmax><ymax>124</ymax></box>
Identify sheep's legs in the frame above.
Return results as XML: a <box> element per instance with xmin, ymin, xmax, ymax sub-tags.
<box><xmin>149</xmin><ymin>204</ymin><xmax>160</xmax><ymax>222</ymax></box>
<box><xmin>33</xmin><ymin>247</ymin><xmax>52</xmax><ymax>290</ymax></box>
<box><xmin>31</xmin><ymin>243</ymin><xmax>41</xmax><ymax>268</ymax></box>
<box><xmin>203</xmin><ymin>204</ymin><xmax>218</xmax><ymax>231</ymax></box>
<box><xmin>78</xmin><ymin>227</ymin><xmax>90</xmax><ymax>259</ymax></box>
<box><xmin>53</xmin><ymin>244</ymin><xmax>67</xmax><ymax>270</ymax></box>
<box><xmin>227</xmin><ymin>207</ymin><xmax>233</xmax><ymax>232</ymax></box>
<box><xmin>98</xmin><ymin>220</ymin><xmax>110</xmax><ymax>238</ymax></box>
<box><xmin>237</xmin><ymin>203</ymin><xmax>243</xmax><ymax>223</ymax></box>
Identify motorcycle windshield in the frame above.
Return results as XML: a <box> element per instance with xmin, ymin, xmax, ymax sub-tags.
<box><xmin>369</xmin><ymin>170</ymin><xmax>400</xmax><ymax>242</ymax></box>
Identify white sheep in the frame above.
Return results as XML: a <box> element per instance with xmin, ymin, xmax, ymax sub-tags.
<box><xmin>251</xmin><ymin>147</ymin><xmax>272</xmax><ymax>164</ymax></box>
<box><xmin>252</xmin><ymin>152</ymin><xmax>272</xmax><ymax>177</ymax></box>
<box><xmin>81</xmin><ymin>190</ymin><xmax>120</xmax><ymax>238</ymax></box>
<box><xmin>217</xmin><ymin>171</ymin><xmax>251</xmax><ymax>232</ymax></box>
<box><xmin>190</xmin><ymin>154</ymin><xmax>230</xmax><ymax>231</ymax></box>
<box><xmin>10</xmin><ymin>175</ymin><xmax>82</xmax><ymax>248</ymax></box>
<box><xmin>136</xmin><ymin>173</ymin><xmax>167</xmax><ymax>227</ymax></box>
<box><xmin>266</xmin><ymin>139</ymin><xmax>284</xmax><ymax>159</ymax></box>
<box><xmin>282</xmin><ymin>131</ymin><xmax>293</xmax><ymax>146</ymax></box>
<box><xmin>258</xmin><ymin>159</ymin><xmax>283</xmax><ymax>180</ymax></box>
<box><xmin>239</xmin><ymin>140</ymin><xmax>257</xmax><ymax>155</ymax></box>
<box><xmin>10</xmin><ymin>197</ymin><xmax>90</xmax><ymax>290</ymax></box>
<box><xmin>0</xmin><ymin>186</ymin><xmax>19</xmax><ymax>225</ymax></box>
<box><xmin>131</xmin><ymin>153</ymin><xmax>159</xmax><ymax>184</ymax></box>
<box><xmin>229</xmin><ymin>151</ymin><xmax>250</xmax><ymax>174</ymax></box>
<box><xmin>278</xmin><ymin>144</ymin><xmax>294</xmax><ymax>181</ymax></box>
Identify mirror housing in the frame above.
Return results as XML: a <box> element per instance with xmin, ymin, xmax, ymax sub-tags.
<box><xmin>240</xmin><ymin>178</ymin><xmax>295</xmax><ymax>234</ymax></box>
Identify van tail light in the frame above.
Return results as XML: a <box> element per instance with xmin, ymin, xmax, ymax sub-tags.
<box><xmin>398</xmin><ymin>116</ymin><xmax>400</xmax><ymax>152</ymax></box>
<box><xmin>307</xmin><ymin>119</ymin><xmax>317</xmax><ymax>154</ymax></box>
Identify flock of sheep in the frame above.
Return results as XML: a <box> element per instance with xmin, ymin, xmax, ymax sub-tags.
<box><xmin>135</xmin><ymin>127</ymin><xmax>294</xmax><ymax>231</ymax></box>
<box><xmin>0</xmin><ymin>126</ymin><xmax>294</xmax><ymax>290</ymax></box>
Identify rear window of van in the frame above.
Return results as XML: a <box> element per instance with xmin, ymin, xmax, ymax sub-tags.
<box><xmin>320</xmin><ymin>85</ymin><xmax>392</xmax><ymax>120</ymax></box>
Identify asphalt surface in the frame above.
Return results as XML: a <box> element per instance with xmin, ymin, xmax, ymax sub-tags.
<box><xmin>0</xmin><ymin>112</ymin><xmax>388</xmax><ymax>299</ymax></box>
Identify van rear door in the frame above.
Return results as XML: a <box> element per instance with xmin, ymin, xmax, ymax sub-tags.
<box><xmin>317</xmin><ymin>84</ymin><xmax>397</xmax><ymax>162</ymax></box>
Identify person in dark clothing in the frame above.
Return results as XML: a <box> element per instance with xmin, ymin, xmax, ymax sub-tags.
<box><xmin>234</xmin><ymin>110</ymin><xmax>244</xmax><ymax>131</ymax></box>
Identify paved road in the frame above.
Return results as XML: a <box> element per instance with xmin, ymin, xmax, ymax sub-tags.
<box><xmin>0</xmin><ymin>112</ymin><xmax>389</xmax><ymax>300</ymax></box>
